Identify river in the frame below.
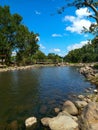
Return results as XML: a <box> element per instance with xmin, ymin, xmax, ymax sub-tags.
<box><xmin>0</xmin><ymin>66</ymin><xmax>96</xmax><ymax>129</ymax></box>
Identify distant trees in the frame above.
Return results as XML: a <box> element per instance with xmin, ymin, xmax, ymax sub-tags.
<box><xmin>0</xmin><ymin>6</ymin><xmax>39</xmax><ymax>65</ymax></box>
<box><xmin>32</xmin><ymin>52</ymin><xmax>62</xmax><ymax>64</ymax></box>
<box><xmin>64</xmin><ymin>37</ymin><xmax>98</xmax><ymax>63</ymax></box>
<box><xmin>47</xmin><ymin>53</ymin><xmax>62</xmax><ymax>63</ymax></box>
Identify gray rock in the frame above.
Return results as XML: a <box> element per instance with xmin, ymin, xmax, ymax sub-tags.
<box><xmin>49</xmin><ymin>115</ymin><xmax>79</xmax><ymax>130</ymax></box>
<box><xmin>41</xmin><ymin>117</ymin><xmax>51</xmax><ymax>126</ymax></box>
<box><xmin>78</xmin><ymin>95</ymin><xmax>85</xmax><ymax>100</ymax></box>
<box><xmin>62</xmin><ymin>100</ymin><xmax>78</xmax><ymax>116</ymax></box>
<box><xmin>25</xmin><ymin>117</ymin><xmax>37</xmax><ymax>128</ymax></box>
<box><xmin>54</xmin><ymin>107</ymin><xmax>60</xmax><ymax>113</ymax></box>
<box><xmin>75</xmin><ymin>101</ymin><xmax>87</xmax><ymax>109</ymax></box>
<box><xmin>79</xmin><ymin>102</ymin><xmax>98</xmax><ymax>130</ymax></box>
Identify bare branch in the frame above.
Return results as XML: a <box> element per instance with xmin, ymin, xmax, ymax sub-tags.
<box><xmin>89</xmin><ymin>14</ymin><xmax>98</xmax><ymax>21</ymax></box>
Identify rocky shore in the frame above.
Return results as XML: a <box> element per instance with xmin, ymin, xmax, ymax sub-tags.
<box><xmin>23</xmin><ymin>93</ymin><xmax>98</xmax><ymax>130</ymax></box>
<box><xmin>80</xmin><ymin>64</ymin><xmax>98</xmax><ymax>86</ymax></box>
<box><xmin>24</xmin><ymin>64</ymin><xmax>98</xmax><ymax>130</ymax></box>
<box><xmin>0</xmin><ymin>64</ymin><xmax>55</xmax><ymax>72</ymax></box>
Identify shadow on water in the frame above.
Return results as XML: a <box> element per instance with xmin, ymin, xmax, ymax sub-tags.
<box><xmin>0</xmin><ymin>66</ymin><xmax>96</xmax><ymax>129</ymax></box>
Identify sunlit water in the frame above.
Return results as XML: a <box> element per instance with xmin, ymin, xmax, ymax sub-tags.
<box><xmin>0</xmin><ymin>66</ymin><xmax>96</xmax><ymax>129</ymax></box>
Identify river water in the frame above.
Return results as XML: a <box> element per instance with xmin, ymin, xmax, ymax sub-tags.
<box><xmin>0</xmin><ymin>66</ymin><xmax>96</xmax><ymax>129</ymax></box>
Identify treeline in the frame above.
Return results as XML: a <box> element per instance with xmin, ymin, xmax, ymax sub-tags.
<box><xmin>64</xmin><ymin>37</ymin><xmax>98</xmax><ymax>63</ymax></box>
<box><xmin>32</xmin><ymin>51</ymin><xmax>63</xmax><ymax>64</ymax></box>
<box><xmin>0</xmin><ymin>6</ymin><xmax>39</xmax><ymax>65</ymax></box>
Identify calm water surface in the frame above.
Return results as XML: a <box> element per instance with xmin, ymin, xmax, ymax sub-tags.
<box><xmin>0</xmin><ymin>66</ymin><xmax>96</xmax><ymax>129</ymax></box>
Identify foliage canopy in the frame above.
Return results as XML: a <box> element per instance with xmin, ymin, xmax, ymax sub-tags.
<box><xmin>0</xmin><ymin>6</ymin><xmax>39</xmax><ymax>65</ymax></box>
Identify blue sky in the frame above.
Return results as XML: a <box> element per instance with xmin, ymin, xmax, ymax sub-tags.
<box><xmin>0</xmin><ymin>0</ymin><xmax>94</xmax><ymax>56</ymax></box>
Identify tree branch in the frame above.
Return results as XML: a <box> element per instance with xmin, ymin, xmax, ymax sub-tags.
<box><xmin>89</xmin><ymin>14</ymin><xmax>98</xmax><ymax>21</ymax></box>
<box><xmin>84</xmin><ymin>0</ymin><xmax>98</xmax><ymax>15</ymax></box>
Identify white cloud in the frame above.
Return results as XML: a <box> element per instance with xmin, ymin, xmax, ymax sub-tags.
<box><xmin>53</xmin><ymin>48</ymin><xmax>61</xmax><ymax>52</ymax></box>
<box><xmin>67</xmin><ymin>40</ymin><xmax>89</xmax><ymax>51</ymax></box>
<box><xmin>76</xmin><ymin>8</ymin><xmax>92</xmax><ymax>18</ymax></box>
<box><xmin>50</xmin><ymin>48</ymin><xmax>61</xmax><ymax>53</ymax></box>
<box><xmin>35</xmin><ymin>10</ymin><xmax>41</xmax><ymax>15</ymax></box>
<box><xmin>64</xmin><ymin>8</ymin><xmax>92</xmax><ymax>34</ymax></box>
<box><xmin>39</xmin><ymin>44</ymin><xmax>46</xmax><ymax>49</ymax></box>
<box><xmin>52</xmin><ymin>33</ymin><xmax>62</xmax><ymax>37</ymax></box>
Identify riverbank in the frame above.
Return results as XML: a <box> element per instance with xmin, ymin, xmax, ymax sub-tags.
<box><xmin>13</xmin><ymin>92</ymin><xmax>98</xmax><ymax>130</ymax></box>
<box><xmin>0</xmin><ymin>64</ymin><xmax>55</xmax><ymax>72</ymax></box>
<box><xmin>40</xmin><ymin>93</ymin><xmax>98</xmax><ymax>130</ymax></box>
<box><xmin>0</xmin><ymin>62</ymin><xmax>93</xmax><ymax>72</ymax></box>
<box><xmin>80</xmin><ymin>64</ymin><xmax>98</xmax><ymax>86</ymax></box>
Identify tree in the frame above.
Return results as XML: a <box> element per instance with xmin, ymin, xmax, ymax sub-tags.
<box><xmin>32</xmin><ymin>50</ymin><xmax>46</xmax><ymax>64</ymax></box>
<box><xmin>15</xmin><ymin>26</ymin><xmax>39</xmax><ymax>65</ymax></box>
<box><xmin>0</xmin><ymin>6</ymin><xmax>23</xmax><ymax>65</ymax></box>
<box><xmin>0</xmin><ymin>6</ymin><xmax>39</xmax><ymax>65</ymax></box>
<box><xmin>59</xmin><ymin>0</ymin><xmax>98</xmax><ymax>36</ymax></box>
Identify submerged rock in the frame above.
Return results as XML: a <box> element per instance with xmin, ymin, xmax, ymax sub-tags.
<box><xmin>39</xmin><ymin>105</ymin><xmax>47</xmax><ymax>114</ymax></box>
<box><xmin>9</xmin><ymin>120</ymin><xmax>19</xmax><ymax>130</ymax></box>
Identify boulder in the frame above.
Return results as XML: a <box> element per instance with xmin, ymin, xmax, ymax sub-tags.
<box><xmin>79</xmin><ymin>102</ymin><xmax>98</xmax><ymax>130</ymax></box>
<box><xmin>74</xmin><ymin>101</ymin><xmax>87</xmax><ymax>109</ymax></box>
<box><xmin>25</xmin><ymin>117</ymin><xmax>37</xmax><ymax>128</ymax></box>
<box><xmin>58</xmin><ymin>111</ymin><xmax>78</xmax><ymax>122</ymax></box>
<box><xmin>49</xmin><ymin>115</ymin><xmax>79</xmax><ymax>130</ymax></box>
<box><xmin>41</xmin><ymin>117</ymin><xmax>51</xmax><ymax>126</ymax></box>
<box><xmin>78</xmin><ymin>95</ymin><xmax>85</xmax><ymax>100</ymax></box>
<box><xmin>62</xmin><ymin>100</ymin><xmax>78</xmax><ymax>116</ymax></box>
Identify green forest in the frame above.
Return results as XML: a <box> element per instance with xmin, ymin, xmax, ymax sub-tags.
<box><xmin>64</xmin><ymin>37</ymin><xmax>98</xmax><ymax>63</ymax></box>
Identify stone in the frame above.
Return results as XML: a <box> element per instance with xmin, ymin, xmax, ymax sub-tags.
<box><xmin>54</xmin><ymin>107</ymin><xmax>60</xmax><ymax>113</ymax></box>
<box><xmin>62</xmin><ymin>100</ymin><xmax>78</xmax><ymax>116</ymax></box>
<box><xmin>79</xmin><ymin>102</ymin><xmax>98</xmax><ymax>130</ymax></box>
<box><xmin>93</xmin><ymin>89</ymin><xmax>98</xmax><ymax>93</ymax></box>
<box><xmin>41</xmin><ymin>117</ymin><xmax>51</xmax><ymax>126</ymax></box>
<box><xmin>78</xmin><ymin>95</ymin><xmax>85</xmax><ymax>100</ymax></box>
<box><xmin>39</xmin><ymin>105</ymin><xmax>47</xmax><ymax>114</ymax></box>
<box><xmin>25</xmin><ymin>117</ymin><xmax>37</xmax><ymax>128</ymax></box>
<box><xmin>75</xmin><ymin>101</ymin><xmax>87</xmax><ymax>109</ymax></box>
<box><xmin>9</xmin><ymin>120</ymin><xmax>19</xmax><ymax>130</ymax></box>
<box><xmin>49</xmin><ymin>115</ymin><xmax>79</xmax><ymax>130</ymax></box>
<box><xmin>58</xmin><ymin>111</ymin><xmax>78</xmax><ymax>122</ymax></box>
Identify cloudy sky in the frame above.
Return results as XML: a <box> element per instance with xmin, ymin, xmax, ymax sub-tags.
<box><xmin>0</xmin><ymin>0</ymin><xmax>94</xmax><ymax>56</ymax></box>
